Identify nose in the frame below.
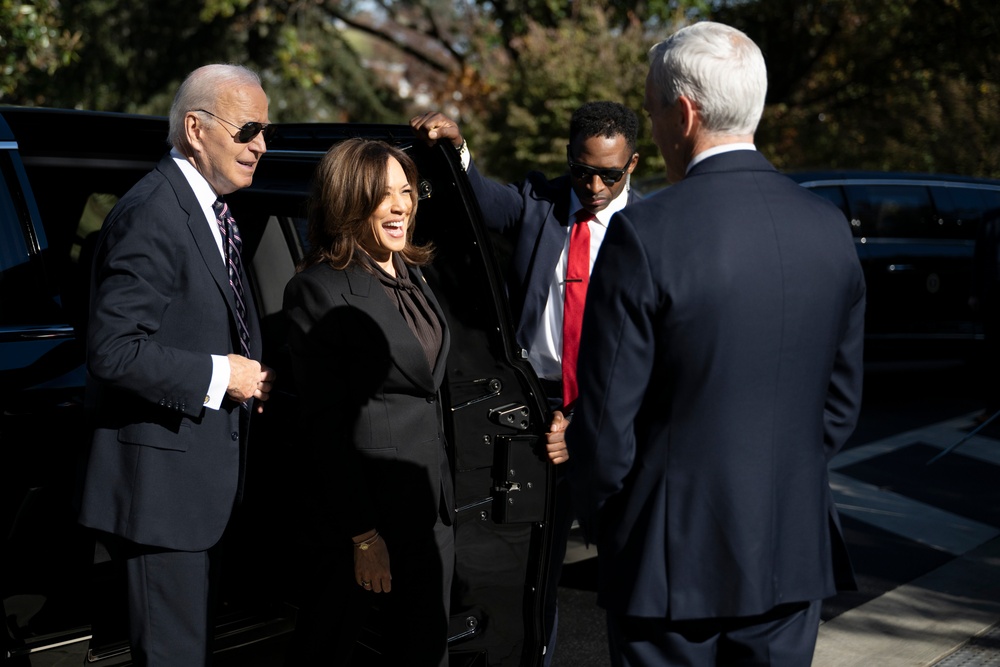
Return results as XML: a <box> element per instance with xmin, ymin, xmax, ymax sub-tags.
<box><xmin>584</xmin><ymin>174</ymin><xmax>606</xmax><ymax>191</ymax></box>
<box><xmin>391</xmin><ymin>192</ymin><xmax>408</xmax><ymax>212</ymax></box>
<box><xmin>249</xmin><ymin>131</ymin><xmax>267</xmax><ymax>154</ymax></box>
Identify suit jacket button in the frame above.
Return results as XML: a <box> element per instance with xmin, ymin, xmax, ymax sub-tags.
<box><xmin>159</xmin><ymin>398</ymin><xmax>166</xmax><ymax>406</ymax></box>
<box><xmin>426</xmin><ymin>395</ymin><xmax>436</xmax><ymax>403</ymax></box>
<box><xmin>231</xmin><ymin>431</ymin><xmax>239</xmax><ymax>441</ymax></box>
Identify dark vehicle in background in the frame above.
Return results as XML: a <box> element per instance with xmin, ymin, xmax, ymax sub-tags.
<box><xmin>791</xmin><ymin>171</ymin><xmax>1000</xmax><ymax>360</ymax></box>
<box><xmin>635</xmin><ymin>170</ymin><xmax>1000</xmax><ymax>361</ymax></box>
<box><xmin>1</xmin><ymin>107</ymin><xmax>554</xmax><ymax>665</ymax></box>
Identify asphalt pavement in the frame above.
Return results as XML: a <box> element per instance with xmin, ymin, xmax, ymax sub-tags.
<box><xmin>551</xmin><ymin>364</ymin><xmax>1000</xmax><ymax>667</ymax></box>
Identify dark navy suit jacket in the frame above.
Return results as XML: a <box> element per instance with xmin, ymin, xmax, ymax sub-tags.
<box><xmin>79</xmin><ymin>155</ymin><xmax>262</xmax><ymax>552</ymax></box>
<box><xmin>568</xmin><ymin>150</ymin><xmax>864</xmax><ymax>620</ymax></box>
<box><xmin>283</xmin><ymin>261</ymin><xmax>453</xmax><ymax>545</ymax></box>
<box><xmin>465</xmin><ymin>161</ymin><xmax>641</xmax><ymax>351</ymax></box>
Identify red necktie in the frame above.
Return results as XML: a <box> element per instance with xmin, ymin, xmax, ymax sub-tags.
<box><xmin>562</xmin><ymin>211</ymin><xmax>593</xmax><ymax>409</ymax></box>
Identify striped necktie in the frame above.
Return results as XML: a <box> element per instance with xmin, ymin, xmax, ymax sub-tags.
<box><xmin>212</xmin><ymin>197</ymin><xmax>251</xmax><ymax>359</ymax></box>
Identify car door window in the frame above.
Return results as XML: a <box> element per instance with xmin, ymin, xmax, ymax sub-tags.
<box><xmin>844</xmin><ymin>184</ymin><xmax>936</xmax><ymax>239</ymax></box>
<box><xmin>0</xmin><ymin>152</ymin><xmax>61</xmax><ymax>326</ymax></box>
<box><xmin>930</xmin><ymin>185</ymin><xmax>998</xmax><ymax>240</ymax></box>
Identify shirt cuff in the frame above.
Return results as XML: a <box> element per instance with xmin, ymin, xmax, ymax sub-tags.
<box><xmin>458</xmin><ymin>140</ymin><xmax>470</xmax><ymax>172</ymax></box>
<box><xmin>205</xmin><ymin>354</ymin><xmax>229</xmax><ymax>410</ymax></box>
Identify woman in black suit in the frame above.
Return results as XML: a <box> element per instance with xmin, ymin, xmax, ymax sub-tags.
<box><xmin>283</xmin><ymin>139</ymin><xmax>453</xmax><ymax>666</ymax></box>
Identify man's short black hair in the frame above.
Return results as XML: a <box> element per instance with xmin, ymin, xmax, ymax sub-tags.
<box><xmin>569</xmin><ymin>101</ymin><xmax>639</xmax><ymax>155</ymax></box>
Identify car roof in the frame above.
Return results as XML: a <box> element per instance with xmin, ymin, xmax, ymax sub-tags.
<box><xmin>788</xmin><ymin>169</ymin><xmax>1000</xmax><ymax>189</ymax></box>
<box><xmin>0</xmin><ymin>106</ymin><xmax>415</xmax><ymax>161</ymax></box>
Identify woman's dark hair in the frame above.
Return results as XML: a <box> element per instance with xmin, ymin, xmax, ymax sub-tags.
<box><xmin>300</xmin><ymin>138</ymin><xmax>433</xmax><ymax>270</ymax></box>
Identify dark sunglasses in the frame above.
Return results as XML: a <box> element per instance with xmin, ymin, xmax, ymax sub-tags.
<box><xmin>567</xmin><ymin>152</ymin><xmax>636</xmax><ymax>185</ymax></box>
<box><xmin>193</xmin><ymin>109</ymin><xmax>275</xmax><ymax>144</ymax></box>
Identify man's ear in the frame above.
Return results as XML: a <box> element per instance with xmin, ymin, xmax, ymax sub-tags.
<box><xmin>677</xmin><ymin>95</ymin><xmax>700</xmax><ymax>137</ymax></box>
<box><xmin>626</xmin><ymin>151</ymin><xmax>640</xmax><ymax>174</ymax></box>
<box><xmin>185</xmin><ymin>112</ymin><xmax>205</xmax><ymax>152</ymax></box>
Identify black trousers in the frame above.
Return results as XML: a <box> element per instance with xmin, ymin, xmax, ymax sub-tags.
<box><xmin>287</xmin><ymin>517</ymin><xmax>455</xmax><ymax>667</ymax></box>
<box><xmin>121</xmin><ymin>542</ymin><xmax>215</xmax><ymax>667</ymax></box>
<box><xmin>607</xmin><ymin>600</ymin><xmax>823</xmax><ymax>667</ymax></box>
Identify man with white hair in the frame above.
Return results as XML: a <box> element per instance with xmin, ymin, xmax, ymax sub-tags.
<box><xmin>79</xmin><ymin>64</ymin><xmax>276</xmax><ymax>666</ymax></box>
<box><xmin>567</xmin><ymin>22</ymin><xmax>865</xmax><ymax>666</ymax></box>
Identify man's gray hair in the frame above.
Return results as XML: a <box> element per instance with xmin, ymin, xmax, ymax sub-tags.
<box><xmin>167</xmin><ymin>64</ymin><xmax>263</xmax><ymax>149</ymax></box>
<box><xmin>648</xmin><ymin>22</ymin><xmax>767</xmax><ymax>137</ymax></box>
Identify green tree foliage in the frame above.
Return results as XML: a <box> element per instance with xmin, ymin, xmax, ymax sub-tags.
<box><xmin>2</xmin><ymin>0</ymin><xmax>406</xmax><ymax>121</ymax></box>
<box><xmin>0</xmin><ymin>0</ymin><xmax>81</xmax><ymax>101</ymax></box>
<box><xmin>716</xmin><ymin>0</ymin><xmax>1000</xmax><ymax>177</ymax></box>
<box><xmin>461</xmin><ymin>4</ymin><xmax>664</xmax><ymax>182</ymax></box>
<box><xmin>2</xmin><ymin>1</ymin><xmax>998</xmax><ymax>179</ymax></box>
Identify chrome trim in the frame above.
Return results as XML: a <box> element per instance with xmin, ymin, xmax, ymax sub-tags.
<box><xmin>260</xmin><ymin>149</ymin><xmax>328</xmax><ymax>159</ymax></box>
<box><xmin>0</xmin><ymin>324</ymin><xmax>76</xmax><ymax>342</ymax></box>
<box><xmin>6</xmin><ymin>633</ymin><xmax>91</xmax><ymax>658</ymax></box>
<box><xmin>800</xmin><ymin>178</ymin><xmax>1000</xmax><ymax>191</ymax></box>
<box><xmin>20</xmin><ymin>155</ymin><xmax>156</xmax><ymax>170</ymax></box>
<box><xmin>855</xmin><ymin>237</ymin><xmax>973</xmax><ymax>246</ymax></box>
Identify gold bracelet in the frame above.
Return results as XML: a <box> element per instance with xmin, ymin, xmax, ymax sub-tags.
<box><xmin>354</xmin><ymin>532</ymin><xmax>380</xmax><ymax>551</ymax></box>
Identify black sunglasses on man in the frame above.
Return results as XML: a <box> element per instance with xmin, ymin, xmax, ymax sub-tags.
<box><xmin>193</xmin><ymin>108</ymin><xmax>276</xmax><ymax>144</ymax></box>
<box><xmin>566</xmin><ymin>147</ymin><xmax>636</xmax><ymax>186</ymax></box>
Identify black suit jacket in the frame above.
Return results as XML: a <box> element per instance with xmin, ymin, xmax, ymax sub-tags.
<box><xmin>79</xmin><ymin>154</ymin><xmax>262</xmax><ymax>552</ymax></box>
<box><xmin>568</xmin><ymin>150</ymin><xmax>865</xmax><ymax>620</ymax></box>
<box><xmin>466</xmin><ymin>161</ymin><xmax>641</xmax><ymax>351</ymax></box>
<box><xmin>283</xmin><ymin>261</ymin><xmax>453</xmax><ymax>545</ymax></box>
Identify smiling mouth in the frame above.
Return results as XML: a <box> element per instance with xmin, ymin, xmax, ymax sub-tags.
<box><xmin>383</xmin><ymin>221</ymin><xmax>406</xmax><ymax>236</ymax></box>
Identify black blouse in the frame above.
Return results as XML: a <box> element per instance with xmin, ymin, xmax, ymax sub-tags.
<box><xmin>369</xmin><ymin>253</ymin><xmax>443</xmax><ymax>372</ymax></box>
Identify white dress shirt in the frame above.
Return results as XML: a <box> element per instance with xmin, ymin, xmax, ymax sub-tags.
<box><xmin>170</xmin><ymin>148</ymin><xmax>230</xmax><ymax>410</ymax></box>
<box><xmin>527</xmin><ymin>185</ymin><xmax>631</xmax><ymax>381</ymax></box>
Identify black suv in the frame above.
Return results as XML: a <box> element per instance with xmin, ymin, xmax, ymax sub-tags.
<box><xmin>1</xmin><ymin>108</ymin><xmax>554</xmax><ymax>665</ymax></box>
<box><xmin>791</xmin><ymin>171</ymin><xmax>1000</xmax><ymax>359</ymax></box>
<box><xmin>635</xmin><ymin>170</ymin><xmax>1000</xmax><ymax>360</ymax></box>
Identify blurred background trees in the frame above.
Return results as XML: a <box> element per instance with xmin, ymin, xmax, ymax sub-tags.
<box><xmin>2</xmin><ymin>0</ymin><xmax>997</xmax><ymax>182</ymax></box>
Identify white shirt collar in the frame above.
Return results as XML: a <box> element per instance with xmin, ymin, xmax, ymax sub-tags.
<box><xmin>170</xmin><ymin>147</ymin><xmax>220</xmax><ymax>210</ymax></box>
<box><xmin>686</xmin><ymin>143</ymin><xmax>757</xmax><ymax>174</ymax></box>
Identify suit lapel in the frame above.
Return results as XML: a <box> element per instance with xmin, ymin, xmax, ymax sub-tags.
<box><xmin>343</xmin><ymin>264</ymin><xmax>438</xmax><ymax>394</ymax></box>
<box><xmin>158</xmin><ymin>159</ymin><xmax>232</xmax><ymax>307</ymax></box>
<box><xmin>158</xmin><ymin>157</ymin><xmax>254</xmax><ymax>358</ymax></box>
<box><xmin>518</xmin><ymin>180</ymin><xmax>572</xmax><ymax>345</ymax></box>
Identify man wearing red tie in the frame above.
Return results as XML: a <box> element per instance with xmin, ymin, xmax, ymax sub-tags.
<box><xmin>411</xmin><ymin>102</ymin><xmax>640</xmax><ymax>664</ymax></box>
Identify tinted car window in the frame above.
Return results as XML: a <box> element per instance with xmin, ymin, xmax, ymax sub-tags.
<box><xmin>932</xmin><ymin>185</ymin><xmax>1000</xmax><ymax>240</ymax></box>
<box><xmin>844</xmin><ymin>184</ymin><xmax>937</xmax><ymax>239</ymax></box>
<box><xmin>0</xmin><ymin>158</ymin><xmax>28</xmax><ymax>273</ymax></box>
<box><xmin>0</xmin><ymin>151</ymin><xmax>63</xmax><ymax>327</ymax></box>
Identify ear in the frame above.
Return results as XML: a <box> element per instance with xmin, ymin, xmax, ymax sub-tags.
<box><xmin>676</xmin><ymin>95</ymin><xmax>700</xmax><ymax>138</ymax></box>
<box><xmin>626</xmin><ymin>151</ymin><xmax>639</xmax><ymax>174</ymax></box>
<box><xmin>184</xmin><ymin>112</ymin><xmax>206</xmax><ymax>151</ymax></box>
